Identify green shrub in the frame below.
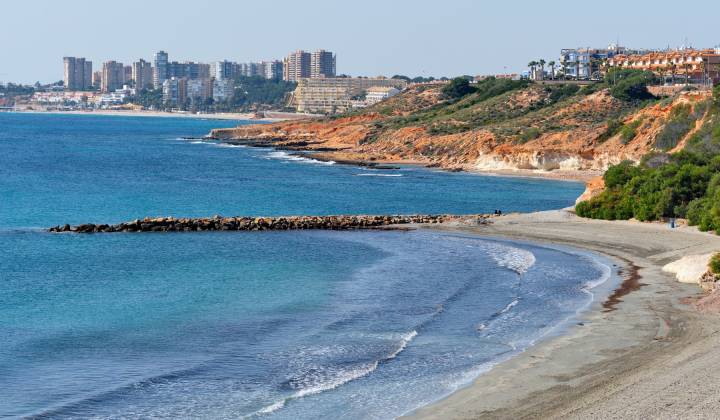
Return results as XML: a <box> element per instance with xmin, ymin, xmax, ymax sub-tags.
<box><xmin>604</xmin><ymin>160</ymin><xmax>641</xmax><ymax>188</ymax></box>
<box><xmin>442</xmin><ymin>77</ymin><xmax>475</xmax><ymax>99</ymax></box>
<box><xmin>709</xmin><ymin>253</ymin><xmax>720</xmax><ymax>275</ymax></box>
<box><xmin>575</xmin><ymin>189</ymin><xmax>634</xmax><ymax>220</ymax></box>
<box><xmin>598</xmin><ymin>118</ymin><xmax>624</xmax><ymax>142</ymax></box>
<box><xmin>548</xmin><ymin>84</ymin><xmax>581</xmax><ymax>102</ymax></box>
<box><xmin>687</xmin><ymin>197</ymin><xmax>712</xmax><ymax>230</ymax></box>
<box><xmin>518</xmin><ymin>127</ymin><xmax>541</xmax><ymax>143</ymax></box>
<box><xmin>655</xmin><ymin>104</ymin><xmax>696</xmax><ymax>150</ymax></box>
<box><xmin>693</xmin><ymin>99</ymin><xmax>710</xmax><ymax>119</ymax></box>
<box><xmin>605</xmin><ymin>69</ymin><xmax>657</xmax><ymax>102</ymax></box>
<box><xmin>620</xmin><ymin>118</ymin><xmax>643</xmax><ymax>144</ymax></box>
<box><xmin>575</xmin><ymin>98</ymin><xmax>720</xmax><ymax>233</ymax></box>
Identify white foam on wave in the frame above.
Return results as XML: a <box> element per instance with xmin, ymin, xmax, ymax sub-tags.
<box><xmin>254</xmin><ymin>399</ymin><xmax>286</xmax><ymax>416</ymax></box>
<box><xmin>482</xmin><ymin>242</ymin><xmax>536</xmax><ymax>275</ymax></box>
<box><xmin>445</xmin><ymin>236</ymin><xmax>536</xmax><ymax>275</ymax></box>
<box><xmin>249</xmin><ymin>330</ymin><xmax>417</xmax><ymax>417</ymax></box>
<box><xmin>355</xmin><ymin>173</ymin><xmax>403</xmax><ymax>177</ymax></box>
<box><xmin>265</xmin><ymin>150</ymin><xmax>335</xmax><ymax>165</ymax></box>
<box><xmin>387</xmin><ymin>330</ymin><xmax>418</xmax><ymax>360</ymax></box>
<box><xmin>214</xmin><ymin>143</ymin><xmax>246</xmax><ymax>148</ymax></box>
<box><xmin>583</xmin><ymin>258</ymin><xmax>613</xmax><ymax>291</ymax></box>
<box><xmin>249</xmin><ymin>362</ymin><xmax>379</xmax><ymax>418</ymax></box>
<box><xmin>498</xmin><ymin>298</ymin><xmax>519</xmax><ymax>315</ymax></box>
<box><xmin>294</xmin><ymin>361</ymin><xmax>379</xmax><ymax>399</ymax></box>
<box><xmin>190</xmin><ymin>140</ymin><xmax>205</xmax><ymax>144</ymax></box>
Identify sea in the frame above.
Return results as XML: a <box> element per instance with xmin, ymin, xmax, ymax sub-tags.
<box><xmin>0</xmin><ymin>113</ymin><xmax>611</xmax><ymax>419</ymax></box>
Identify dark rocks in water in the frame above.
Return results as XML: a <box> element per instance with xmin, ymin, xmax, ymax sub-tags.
<box><xmin>48</xmin><ymin>214</ymin><xmax>489</xmax><ymax>234</ymax></box>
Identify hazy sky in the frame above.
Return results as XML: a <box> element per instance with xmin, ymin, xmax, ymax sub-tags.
<box><xmin>3</xmin><ymin>0</ymin><xmax>719</xmax><ymax>84</ymax></box>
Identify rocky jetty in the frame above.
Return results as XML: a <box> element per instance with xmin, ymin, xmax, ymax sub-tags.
<box><xmin>49</xmin><ymin>214</ymin><xmax>484</xmax><ymax>233</ymax></box>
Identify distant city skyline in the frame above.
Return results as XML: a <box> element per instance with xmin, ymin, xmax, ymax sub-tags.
<box><xmin>3</xmin><ymin>0</ymin><xmax>720</xmax><ymax>84</ymax></box>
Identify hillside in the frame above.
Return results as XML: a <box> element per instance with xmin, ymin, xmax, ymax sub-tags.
<box><xmin>575</xmin><ymin>85</ymin><xmax>720</xmax><ymax>233</ymax></box>
<box><xmin>210</xmin><ymin>77</ymin><xmax>713</xmax><ymax>180</ymax></box>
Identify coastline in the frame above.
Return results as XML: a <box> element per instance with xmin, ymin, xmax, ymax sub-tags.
<box><xmin>307</xmin><ymin>150</ymin><xmax>598</xmax><ymax>182</ymax></box>
<box><xmin>212</xmin><ymin>138</ymin><xmax>598</xmax><ymax>182</ymax></box>
<box><xmin>407</xmin><ymin>209</ymin><xmax>720</xmax><ymax>419</ymax></box>
<box><xmin>9</xmin><ymin>109</ymin><xmax>286</xmax><ymax>122</ymax></box>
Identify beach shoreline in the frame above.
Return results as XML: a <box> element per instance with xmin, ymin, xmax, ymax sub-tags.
<box><xmin>210</xmin><ymin>137</ymin><xmax>598</xmax><ymax>182</ymax></box>
<box><xmin>8</xmin><ymin>109</ymin><xmax>286</xmax><ymax>122</ymax></box>
<box><xmin>407</xmin><ymin>210</ymin><xmax>720</xmax><ymax>419</ymax></box>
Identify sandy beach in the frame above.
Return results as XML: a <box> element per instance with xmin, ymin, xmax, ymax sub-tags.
<box><xmin>10</xmin><ymin>109</ymin><xmax>285</xmax><ymax>121</ymax></box>
<box><xmin>409</xmin><ymin>209</ymin><xmax>720</xmax><ymax>419</ymax></box>
<box><xmin>464</xmin><ymin>167</ymin><xmax>602</xmax><ymax>183</ymax></box>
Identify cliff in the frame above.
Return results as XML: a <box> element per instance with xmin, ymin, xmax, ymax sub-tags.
<box><xmin>210</xmin><ymin>82</ymin><xmax>713</xmax><ymax>181</ymax></box>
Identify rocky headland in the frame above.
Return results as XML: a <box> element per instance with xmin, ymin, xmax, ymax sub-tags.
<box><xmin>209</xmin><ymin>82</ymin><xmax>712</xmax><ymax>182</ymax></box>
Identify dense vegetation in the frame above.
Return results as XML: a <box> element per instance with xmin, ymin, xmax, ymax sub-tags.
<box><xmin>224</xmin><ymin>76</ymin><xmax>296</xmax><ymax>111</ymax></box>
<box><xmin>442</xmin><ymin>77</ymin><xmax>476</xmax><ymax>99</ymax></box>
<box><xmin>133</xmin><ymin>76</ymin><xmax>297</xmax><ymax>112</ymax></box>
<box><xmin>603</xmin><ymin>69</ymin><xmax>657</xmax><ymax>102</ymax></box>
<box><xmin>369</xmin><ymin>77</ymin><xmax>531</xmax><ymax>136</ymax></box>
<box><xmin>134</xmin><ymin>88</ymin><xmax>164</xmax><ymax>110</ymax></box>
<box><xmin>0</xmin><ymin>83</ymin><xmax>35</xmax><ymax>105</ymax></box>
<box><xmin>576</xmin><ymin>86</ymin><xmax>720</xmax><ymax>232</ymax></box>
<box><xmin>654</xmin><ymin>103</ymin><xmax>699</xmax><ymax>150</ymax></box>
<box><xmin>0</xmin><ymin>83</ymin><xmax>35</xmax><ymax>96</ymax></box>
<box><xmin>359</xmin><ymin>74</ymin><xmax>652</xmax><ymax>146</ymax></box>
<box><xmin>391</xmin><ymin>75</ymin><xmax>451</xmax><ymax>83</ymax></box>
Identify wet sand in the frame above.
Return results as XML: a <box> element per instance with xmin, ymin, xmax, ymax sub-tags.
<box><xmin>410</xmin><ymin>209</ymin><xmax>720</xmax><ymax>419</ymax></box>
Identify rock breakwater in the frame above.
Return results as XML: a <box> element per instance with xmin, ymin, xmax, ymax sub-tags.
<box><xmin>49</xmin><ymin>214</ymin><xmax>485</xmax><ymax>233</ymax></box>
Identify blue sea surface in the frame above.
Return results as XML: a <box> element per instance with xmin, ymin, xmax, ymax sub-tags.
<box><xmin>0</xmin><ymin>113</ymin><xmax>608</xmax><ymax>419</ymax></box>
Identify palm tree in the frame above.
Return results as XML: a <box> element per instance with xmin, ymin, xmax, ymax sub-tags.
<box><xmin>588</xmin><ymin>57</ymin><xmax>602</xmax><ymax>80</ymax></box>
<box><xmin>538</xmin><ymin>59</ymin><xmax>546</xmax><ymax>80</ymax></box>
<box><xmin>561</xmin><ymin>61</ymin><xmax>568</xmax><ymax>80</ymax></box>
<box><xmin>683</xmin><ymin>63</ymin><xmax>691</xmax><ymax>85</ymax></box>
<box><xmin>548</xmin><ymin>61</ymin><xmax>556</xmax><ymax>80</ymax></box>
<box><xmin>667</xmin><ymin>62</ymin><xmax>676</xmax><ymax>85</ymax></box>
<box><xmin>528</xmin><ymin>61</ymin><xmax>538</xmax><ymax>80</ymax></box>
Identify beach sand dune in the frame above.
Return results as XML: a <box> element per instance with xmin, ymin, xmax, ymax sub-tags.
<box><xmin>410</xmin><ymin>210</ymin><xmax>720</xmax><ymax>419</ymax></box>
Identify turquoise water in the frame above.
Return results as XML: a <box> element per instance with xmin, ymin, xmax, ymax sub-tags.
<box><xmin>0</xmin><ymin>113</ymin><xmax>606</xmax><ymax>418</ymax></box>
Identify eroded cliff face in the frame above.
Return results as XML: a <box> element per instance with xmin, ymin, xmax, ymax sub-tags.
<box><xmin>209</xmin><ymin>84</ymin><xmax>712</xmax><ymax>181</ymax></box>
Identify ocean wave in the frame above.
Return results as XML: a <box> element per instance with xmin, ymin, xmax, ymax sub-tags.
<box><xmin>583</xmin><ymin>257</ymin><xmax>613</xmax><ymax>290</ymax></box>
<box><xmin>477</xmin><ymin>298</ymin><xmax>521</xmax><ymax>333</ymax></box>
<box><xmin>25</xmin><ymin>360</ymin><xmax>214</xmax><ymax>418</ymax></box>
<box><xmin>440</xmin><ymin>236</ymin><xmax>536</xmax><ymax>275</ymax></box>
<box><xmin>190</xmin><ymin>140</ymin><xmax>206</xmax><ymax>144</ymax></box>
<box><xmin>265</xmin><ymin>150</ymin><xmax>335</xmax><ymax>165</ymax></box>
<box><xmin>386</xmin><ymin>330</ymin><xmax>418</xmax><ymax>360</ymax></box>
<box><xmin>498</xmin><ymin>298</ymin><xmax>519</xmax><ymax>315</ymax></box>
<box><xmin>214</xmin><ymin>143</ymin><xmax>246</xmax><ymax>148</ymax></box>
<box><xmin>355</xmin><ymin>173</ymin><xmax>403</xmax><ymax>177</ymax></box>
<box><xmin>482</xmin><ymin>242</ymin><xmax>536</xmax><ymax>275</ymax></box>
<box><xmin>254</xmin><ymin>399</ymin><xmax>286</xmax><ymax>416</ymax></box>
<box><xmin>250</xmin><ymin>330</ymin><xmax>417</xmax><ymax>417</ymax></box>
<box><xmin>294</xmin><ymin>361</ymin><xmax>379</xmax><ymax>399</ymax></box>
<box><xmin>249</xmin><ymin>362</ymin><xmax>378</xmax><ymax>418</ymax></box>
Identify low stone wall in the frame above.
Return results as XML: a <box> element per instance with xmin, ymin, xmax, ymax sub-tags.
<box><xmin>49</xmin><ymin>214</ymin><xmax>483</xmax><ymax>233</ymax></box>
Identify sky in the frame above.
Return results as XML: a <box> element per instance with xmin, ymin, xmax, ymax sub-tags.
<box><xmin>2</xmin><ymin>0</ymin><xmax>720</xmax><ymax>84</ymax></box>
